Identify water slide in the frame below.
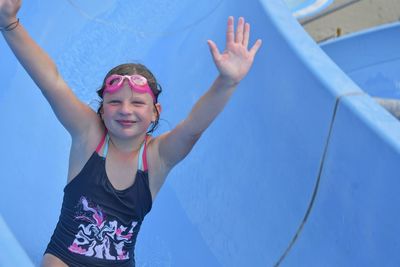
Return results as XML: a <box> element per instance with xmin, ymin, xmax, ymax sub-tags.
<box><xmin>1</xmin><ymin>0</ymin><xmax>400</xmax><ymax>266</ymax></box>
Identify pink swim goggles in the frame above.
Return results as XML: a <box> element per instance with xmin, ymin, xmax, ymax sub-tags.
<box><xmin>103</xmin><ymin>74</ymin><xmax>156</xmax><ymax>102</ymax></box>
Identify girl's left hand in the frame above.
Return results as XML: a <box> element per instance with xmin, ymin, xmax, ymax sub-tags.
<box><xmin>207</xmin><ymin>16</ymin><xmax>262</xmax><ymax>86</ymax></box>
<box><xmin>0</xmin><ymin>0</ymin><xmax>21</xmax><ymax>27</ymax></box>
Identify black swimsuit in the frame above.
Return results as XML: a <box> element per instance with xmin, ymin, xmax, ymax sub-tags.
<box><xmin>45</xmin><ymin>133</ymin><xmax>152</xmax><ymax>267</ymax></box>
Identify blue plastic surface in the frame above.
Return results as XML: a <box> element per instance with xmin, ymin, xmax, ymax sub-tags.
<box><xmin>284</xmin><ymin>0</ymin><xmax>334</xmax><ymax>18</ymax></box>
<box><xmin>321</xmin><ymin>22</ymin><xmax>400</xmax><ymax>99</ymax></box>
<box><xmin>0</xmin><ymin>215</ymin><xmax>34</xmax><ymax>267</ymax></box>
<box><xmin>1</xmin><ymin>0</ymin><xmax>399</xmax><ymax>266</ymax></box>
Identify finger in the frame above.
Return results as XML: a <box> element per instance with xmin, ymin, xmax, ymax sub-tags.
<box><xmin>226</xmin><ymin>16</ymin><xmax>234</xmax><ymax>44</ymax></box>
<box><xmin>235</xmin><ymin>17</ymin><xmax>244</xmax><ymax>44</ymax></box>
<box><xmin>207</xmin><ymin>40</ymin><xmax>221</xmax><ymax>61</ymax></box>
<box><xmin>243</xmin><ymin>22</ymin><xmax>250</xmax><ymax>48</ymax></box>
<box><xmin>249</xmin><ymin>39</ymin><xmax>262</xmax><ymax>57</ymax></box>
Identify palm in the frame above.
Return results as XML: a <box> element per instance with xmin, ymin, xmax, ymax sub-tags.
<box><xmin>208</xmin><ymin>17</ymin><xmax>262</xmax><ymax>85</ymax></box>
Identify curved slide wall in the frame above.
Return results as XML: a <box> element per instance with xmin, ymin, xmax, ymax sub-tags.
<box><xmin>1</xmin><ymin>0</ymin><xmax>400</xmax><ymax>266</ymax></box>
<box><xmin>321</xmin><ymin>22</ymin><xmax>400</xmax><ymax>99</ymax></box>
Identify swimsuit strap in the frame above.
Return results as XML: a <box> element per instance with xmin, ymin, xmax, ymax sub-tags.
<box><xmin>103</xmin><ymin>134</ymin><xmax>110</xmax><ymax>158</ymax></box>
<box><xmin>101</xmin><ymin>133</ymin><xmax>149</xmax><ymax>171</ymax></box>
<box><xmin>138</xmin><ymin>135</ymin><xmax>149</xmax><ymax>172</ymax></box>
<box><xmin>95</xmin><ymin>131</ymin><xmax>108</xmax><ymax>154</ymax></box>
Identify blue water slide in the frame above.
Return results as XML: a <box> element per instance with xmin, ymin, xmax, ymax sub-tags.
<box><xmin>1</xmin><ymin>0</ymin><xmax>399</xmax><ymax>266</ymax></box>
<box><xmin>321</xmin><ymin>22</ymin><xmax>400</xmax><ymax>99</ymax></box>
<box><xmin>0</xmin><ymin>215</ymin><xmax>34</xmax><ymax>267</ymax></box>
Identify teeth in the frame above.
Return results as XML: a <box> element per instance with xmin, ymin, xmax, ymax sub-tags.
<box><xmin>118</xmin><ymin>120</ymin><xmax>136</xmax><ymax>125</ymax></box>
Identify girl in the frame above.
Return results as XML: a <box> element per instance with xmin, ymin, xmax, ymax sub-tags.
<box><xmin>0</xmin><ymin>0</ymin><xmax>262</xmax><ymax>266</ymax></box>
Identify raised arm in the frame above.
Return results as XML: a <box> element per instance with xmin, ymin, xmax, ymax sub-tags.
<box><xmin>157</xmin><ymin>16</ymin><xmax>262</xmax><ymax>168</ymax></box>
<box><xmin>0</xmin><ymin>0</ymin><xmax>100</xmax><ymax>138</ymax></box>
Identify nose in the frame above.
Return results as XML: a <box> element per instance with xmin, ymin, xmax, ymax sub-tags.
<box><xmin>119</xmin><ymin>101</ymin><xmax>133</xmax><ymax>115</ymax></box>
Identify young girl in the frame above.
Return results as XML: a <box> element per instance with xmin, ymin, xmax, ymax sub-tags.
<box><xmin>0</xmin><ymin>0</ymin><xmax>262</xmax><ymax>266</ymax></box>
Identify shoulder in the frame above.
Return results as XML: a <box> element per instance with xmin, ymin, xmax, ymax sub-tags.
<box><xmin>71</xmin><ymin>116</ymin><xmax>106</xmax><ymax>152</ymax></box>
<box><xmin>145</xmin><ymin>134</ymin><xmax>172</xmax><ymax>199</ymax></box>
<box><xmin>146</xmin><ymin>134</ymin><xmax>169</xmax><ymax>174</ymax></box>
<box><xmin>67</xmin><ymin>119</ymin><xmax>106</xmax><ymax>182</ymax></box>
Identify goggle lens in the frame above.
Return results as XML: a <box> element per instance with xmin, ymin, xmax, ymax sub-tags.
<box><xmin>103</xmin><ymin>74</ymin><xmax>156</xmax><ymax>102</ymax></box>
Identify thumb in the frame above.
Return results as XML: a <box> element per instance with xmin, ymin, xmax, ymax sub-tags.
<box><xmin>207</xmin><ymin>40</ymin><xmax>221</xmax><ymax>61</ymax></box>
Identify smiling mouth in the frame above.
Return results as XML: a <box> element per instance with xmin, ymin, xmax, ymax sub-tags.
<box><xmin>116</xmin><ymin>120</ymin><xmax>136</xmax><ymax>126</ymax></box>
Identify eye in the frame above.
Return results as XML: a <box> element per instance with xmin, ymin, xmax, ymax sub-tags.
<box><xmin>108</xmin><ymin>100</ymin><xmax>121</xmax><ymax>105</ymax></box>
<box><xmin>132</xmin><ymin>100</ymin><xmax>145</xmax><ymax>106</ymax></box>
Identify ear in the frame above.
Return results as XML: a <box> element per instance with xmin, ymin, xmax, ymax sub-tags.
<box><xmin>99</xmin><ymin>106</ymin><xmax>104</xmax><ymax>118</ymax></box>
<box><xmin>153</xmin><ymin>103</ymin><xmax>162</xmax><ymax>121</ymax></box>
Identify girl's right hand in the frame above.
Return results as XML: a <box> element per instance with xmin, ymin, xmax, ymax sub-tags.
<box><xmin>0</xmin><ymin>0</ymin><xmax>21</xmax><ymax>27</ymax></box>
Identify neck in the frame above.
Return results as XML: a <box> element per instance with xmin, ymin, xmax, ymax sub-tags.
<box><xmin>108</xmin><ymin>133</ymin><xmax>146</xmax><ymax>155</ymax></box>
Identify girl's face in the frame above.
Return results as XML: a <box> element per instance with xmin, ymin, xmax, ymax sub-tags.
<box><xmin>101</xmin><ymin>81</ymin><xmax>159</xmax><ymax>139</ymax></box>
